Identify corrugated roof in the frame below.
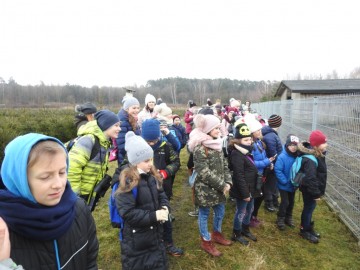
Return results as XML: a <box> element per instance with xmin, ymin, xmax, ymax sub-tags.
<box><xmin>275</xmin><ymin>79</ymin><xmax>360</xmax><ymax>97</ymax></box>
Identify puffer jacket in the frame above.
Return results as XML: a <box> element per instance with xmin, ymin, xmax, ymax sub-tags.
<box><xmin>252</xmin><ymin>139</ymin><xmax>271</xmax><ymax>174</ymax></box>
<box><xmin>193</xmin><ymin>145</ymin><xmax>232</xmax><ymax>207</ymax></box>
<box><xmin>261</xmin><ymin>125</ymin><xmax>283</xmax><ymax>158</ymax></box>
<box><xmin>115</xmin><ymin>172</ymin><xmax>169</xmax><ymax>270</ymax></box>
<box><xmin>274</xmin><ymin>146</ymin><xmax>297</xmax><ymax>192</ymax></box>
<box><xmin>9</xmin><ymin>199</ymin><xmax>98</xmax><ymax>270</ymax></box>
<box><xmin>68</xmin><ymin>120</ymin><xmax>111</xmax><ymax>203</ymax></box>
<box><xmin>298</xmin><ymin>142</ymin><xmax>327</xmax><ymax>199</ymax></box>
<box><xmin>116</xmin><ymin>109</ymin><xmax>141</xmax><ymax>165</ymax></box>
<box><xmin>184</xmin><ymin>109</ymin><xmax>194</xmax><ymax>134</ymax></box>
<box><xmin>229</xmin><ymin>144</ymin><xmax>262</xmax><ymax>200</ymax></box>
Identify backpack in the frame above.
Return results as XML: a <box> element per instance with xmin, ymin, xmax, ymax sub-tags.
<box><xmin>109</xmin><ymin>181</ymin><xmax>137</xmax><ymax>240</ymax></box>
<box><xmin>290</xmin><ymin>154</ymin><xmax>318</xmax><ymax>188</ymax></box>
<box><xmin>65</xmin><ymin>135</ymin><xmax>101</xmax><ymax>161</ymax></box>
<box><xmin>222</xmin><ymin>134</ymin><xmax>233</xmax><ymax>158</ymax></box>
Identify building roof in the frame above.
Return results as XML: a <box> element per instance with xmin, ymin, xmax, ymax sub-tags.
<box><xmin>275</xmin><ymin>79</ymin><xmax>360</xmax><ymax>97</ymax></box>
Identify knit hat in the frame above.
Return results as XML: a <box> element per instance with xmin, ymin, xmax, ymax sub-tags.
<box><xmin>188</xmin><ymin>100</ymin><xmax>197</xmax><ymax>108</ymax></box>
<box><xmin>309</xmin><ymin>130</ymin><xmax>327</xmax><ymax>147</ymax></box>
<box><xmin>268</xmin><ymin>114</ymin><xmax>282</xmax><ymax>128</ymax></box>
<box><xmin>156</xmin><ymin>98</ymin><xmax>163</xmax><ymax>105</ymax></box>
<box><xmin>154</xmin><ymin>103</ymin><xmax>172</xmax><ymax>117</ymax></box>
<box><xmin>125</xmin><ymin>131</ymin><xmax>154</xmax><ymax>165</ymax></box>
<box><xmin>75</xmin><ymin>102</ymin><xmax>97</xmax><ymax>114</ymax></box>
<box><xmin>235</xmin><ymin>123</ymin><xmax>252</xmax><ymax>139</ymax></box>
<box><xmin>193</xmin><ymin>114</ymin><xmax>220</xmax><ymax>134</ymax></box>
<box><xmin>122</xmin><ymin>96</ymin><xmax>140</xmax><ymax>110</ymax></box>
<box><xmin>286</xmin><ymin>134</ymin><xmax>300</xmax><ymax>146</ymax></box>
<box><xmin>172</xmin><ymin>114</ymin><xmax>180</xmax><ymax>122</ymax></box>
<box><xmin>246</xmin><ymin>119</ymin><xmax>263</xmax><ymax>133</ymax></box>
<box><xmin>145</xmin><ymin>94</ymin><xmax>156</xmax><ymax>105</ymax></box>
<box><xmin>95</xmin><ymin>110</ymin><xmax>120</xmax><ymax>131</ymax></box>
<box><xmin>230</xmin><ymin>99</ymin><xmax>240</xmax><ymax>108</ymax></box>
<box><xmin>198</xmin><ymin>106</ymin><xmax>214</xmax><ymax>115</ymax></box>
<box><xmin>141</xmin><ymin>119</ymin><xmax>161</xmax><ymax>141</ymax></box>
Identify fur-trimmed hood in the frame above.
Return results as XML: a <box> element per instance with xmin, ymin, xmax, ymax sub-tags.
<box><xmin>297</xmin><ymin>141</ymin><xmax>324</xmax><ymax>158</ymax></box>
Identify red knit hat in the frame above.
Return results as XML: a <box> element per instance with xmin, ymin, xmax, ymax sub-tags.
<box><xmin>309</xmin><ymin>130</ymin><xmax>327</xmax><ymax>147</ymax></box>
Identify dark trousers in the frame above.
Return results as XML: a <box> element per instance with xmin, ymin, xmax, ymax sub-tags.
<box><xmin>301</xmin><ymin>191</ymin><xmax>317</xmax><ymax>230</ymax></box>
<box><xmin>252</xmin><ymin>193</ymin><xmax>264</xmax><ymax>217</ymax></box>
<box><xmin>278</xmin><ymin>189</ymin><xmax>295</xmax><ymax>218</ymax></box>
<box><xmin>263</xmin><ymin>172</ymin><xmax>278</xmax><ymax>203</ymax></box>
<box><xmin>163</xmin><ymin>220</ymin><xmax>173</xmax><ymax>245</ymax></box>
<box><xmin>163</xmin><ymin>175</ymin><xmax>175</xmax><ymax>200</ymax></box>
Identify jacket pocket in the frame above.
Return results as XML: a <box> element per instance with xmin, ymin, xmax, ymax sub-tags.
<box><xmin>131</xmin><ymin>226</ymin><xmax>157</xmax><ymax>251</ymax></box>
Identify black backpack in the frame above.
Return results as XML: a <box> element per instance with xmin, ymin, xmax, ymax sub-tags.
<box><xmin>65</xmin><ymin>135</ymin><xmax>101</xmax><ymax>160</ymax></box>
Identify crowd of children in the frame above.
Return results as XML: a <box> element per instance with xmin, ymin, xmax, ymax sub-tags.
<box><xmin>0</xmin><ymin>95</ymin><xmax>328</xmax><ymax>268</ymax></box>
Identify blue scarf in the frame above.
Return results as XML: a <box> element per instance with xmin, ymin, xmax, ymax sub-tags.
<box><xmin>0</xmin><ymin>182</ymin><xmax>77</xmax><ymax>241</ymax></box>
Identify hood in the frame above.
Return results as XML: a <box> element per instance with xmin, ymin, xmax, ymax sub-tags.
<box><xmin>77</xmin><ymin>120</ymin><xmax>110</xmax><ymax>147</ymax></box>
<box><xmin>118</xmin><ymin>109</ymin><xmax>129</xmax><ymax>121</ymax></box>
<box><xmin>297</xmin><ymin>141</ymin><xmax>323</xmax><ymax>158</ymax></box>
<box><xmin>261</xmin><ymin>125</ymin><xmax>277</xmax><ymax>136</ymax></box>
<box><xmin>0</xmin><ymin>133</ymin><xmax>68</xmax><ymax>203</ymax></box>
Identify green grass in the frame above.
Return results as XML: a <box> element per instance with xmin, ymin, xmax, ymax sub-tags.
<box><xmin>93</xmin><ymin>149</ymin><xmax>360</xmax><ymax>270</ymax></box>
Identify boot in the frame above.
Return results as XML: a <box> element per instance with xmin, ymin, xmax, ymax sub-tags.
<box><xmin>276</xmin><ymin>216</ymin><xmax>286</xmax><ymax>230</ymax></box>
<box><xmin>285</xmin><ymin>216</ymin><xmax>295</xmax><ymax>228</ymax></box>
<box><xmin>299</xmin><ymin>228</ymin><xmax>319</xmax><ymax>244</ymax></box>
<box><xmin>264</xmin><ymin>201</ymin><xmax>276</xmax><ymax>212</ymax></box>
<box><xmin>211</xmin><ymin>231</ymin><xmax>232</xmax><ymax>246</ymax></box>
<box><xmin>241</xmin><ymin>224</ymin><xmax>257</xmax><ymax>241</ymax></box>
<box><xmin>231</xmin><ymin>230</ymin><xmax>249</xmax><ymax>246</ymax></box>
<box><xmin>249</xmin><ymin>216</ymin><xmax>261</xmax><ymax>228</ymax></box>
<box><xmin>310</xmin><ymin>221</ymin><xmax>321</xmax><ymax>238</ymax></box>
<box><xmin>200</xmin><ymin>237</ymin><xmax>222</xmax><ymax>257</ymax></box>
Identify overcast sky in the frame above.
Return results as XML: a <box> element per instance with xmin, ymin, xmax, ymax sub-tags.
<box><xmin>0</xmin><ymin>0</ymin><xmax>359</xmax><ymax>87</ymax></box>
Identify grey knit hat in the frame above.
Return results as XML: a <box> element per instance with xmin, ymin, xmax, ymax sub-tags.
<box><xmin>125</xmin><ymin>131</ymin><xmax>154</xmax><ymax>165</ymax></box>
<box><xmin>122</xmin><ymin>97</ymin><xmax>140</xmax><ymax>110</ymax></box>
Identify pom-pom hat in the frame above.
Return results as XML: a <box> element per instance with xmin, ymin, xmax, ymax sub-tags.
<box><xmin>193</xmin><ymin>114</ymin><xmax>220</xmax><ymax>134</ymax></box>
<box><xmin>145</xmin><ymin>94</ymin><xmax>156</xmax><ymax>105</ymax></box>
<box><xmin>125</xmin><ymin>131</ymin><xmax>154</xmax><ymax>165</ymax></box>
<box><xmin>268</xmin><ymin>114</ymin><xmax>282</xmax><ymax>128</ymax></box>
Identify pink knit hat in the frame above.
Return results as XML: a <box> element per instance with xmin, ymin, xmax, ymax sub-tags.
<box><xmin>194</xmin><ymin>114</ymin><xmax>220</xmax><ymax>134</ymax></box>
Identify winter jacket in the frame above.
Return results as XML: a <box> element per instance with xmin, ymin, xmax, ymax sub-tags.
<box><xmin>298</xmin><ymin>142</ymin><xmax>327</xmax><ymax>199</ymax></box>
<box><xmin>184</xmin><ymin>109</ymin><xmax>194</xmax><ymax>134</ymax></box>
<box><xmin>8</xmin><ymin>199</ymin><xmax>98</xmax><ymax>270</ymax></box>
<box><xmin>137</xmin><ymin>108</ymin><xmax>157</xmax><ymax>128</ymax></box>
<box><xmin>172</xmin><ymin>124</ymin><xmax>187</xmax><ymax>148</ymax></box>
<box><xmin>116</xmin><ymin>109</ymin><xmax>141</xmax><ymax>165</ymax></box>
<box><xmin>252</xmin><ymin>139</ymin><xmax>271</xmax><ymax>175</ymax></box>
<box><xmin>261</xmin><ymin>125</ymin><xmax>283</xmax><ymax>158</ymax></box>
<box><xmin>115</xmin><ymin>172</ymin><xmax>169</xmax><ymax>270</ymax></box>
<box><xmin>68</xmin><ymin>120</ymin><xmax>111</xmax><ymax>203</ymax></box>
<box><xmin>274</xmin><ymin>147</ymin><xmax>297</xmax><ymax>192</ymax></box>
<box><xmin>153</xmin><ymin>141</ymin><xmax>180</xmax><ymax>178</ymax></box>
<box><xmin>193</xmin><ymin>145</ymin><xmax>232</xmax><ymax>207</ymax></box>
<box><xmin>229</xmin><ymin>145</ymin><xmax>261</xmax><ymax>200</ymax></box>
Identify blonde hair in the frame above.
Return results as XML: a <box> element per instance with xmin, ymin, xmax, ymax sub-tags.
<box><xmin>27</xmin><ymin>140</ymin><xmax>65</xmax><ymax>169</ymax></box>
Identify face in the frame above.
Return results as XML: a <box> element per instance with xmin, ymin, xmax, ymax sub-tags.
<box><xmin>173</xmin><ymin>118</ymin><xmax>181</xmax><ymax>125</ymax></box>
<box><xmin>104</xmin><ymin>122</ymin><xmax>121</xmax><ymax>139</ymax></box>
<box><xmin>240</xmin><ymin>137</ymin><xmax>253</xmax><ymax>146</ymax></box>
<box><xmin>127</xmin><ymin>105</ymin><xmax>140</xmax><ymax>117</ymax></box>
<box><xmin>287</xmin><ymin>144</ymin><xmax>298</xmax><ymax>153</ymax></box>
<box><xmin>136</xmin><ymin>159</ymin><xmax>153</xmax><ymax>173</ymax></box>
<box><xmin>316</xmin><ymin>143</ymin><xmax>328</xmax><ymax>152</ymax></box>
<box><xmin>147</xmin><ymin>101</ymin><xmax>155</xmax><ymax>109</ymax></box>
<box><xmin>27</xmin><ymin>152</ymin><xmax>67</xmax><ymax>206</ymax></box>
<box><xmin>209</xmin><ymin>126</ymin><xmax>221</xmax><ymax>139</ymax></box>
<box><xmin>252</xmin><ymin>129</ymin><xmax>262</xmax><ymax>139</ymax></box>
<box><xmin>145</xmin><ymin>138</ymin><xmax>159</xmax><ymax>146</ymax></box>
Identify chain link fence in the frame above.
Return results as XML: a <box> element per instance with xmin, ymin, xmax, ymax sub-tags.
<box><xmin>252</xmin><ymin>94</ymin><xmax>360</xmax><ymax>241</ymax></box>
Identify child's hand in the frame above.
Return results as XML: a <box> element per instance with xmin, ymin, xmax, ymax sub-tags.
<box><xmin>156</xmin><ymin>209</ymin><xmax>169</xmax><ymax>222</ymax></box>
<box><xmin>223</xmin><ymin>184</ymin><xmax>230</xmax><ymax>195</ymax></box>
<box><xmin>0</xmin><ymin>217</ymin><xmax>10</xmax><ymax>260</ymax></box>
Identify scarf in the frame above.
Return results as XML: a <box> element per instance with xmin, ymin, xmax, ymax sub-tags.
<box><xmin>0</xmin><ymin>182</ymin><xmax>77</xmax><ymax>241</ymax></box>
<box><xmin>187</xmin><ymin>128</ymin><xmax>222</xmax><ymax>152</ymax></box>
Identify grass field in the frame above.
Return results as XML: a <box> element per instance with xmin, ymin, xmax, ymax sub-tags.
<box><xmin>93</xmin><ymin>149</ymin><xmax>360</xmax><ymax>270</ymax></box>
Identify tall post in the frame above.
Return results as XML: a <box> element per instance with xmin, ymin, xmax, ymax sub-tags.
<box><xmin>312</xmin><ymin>97</ymin><xmax>318</xmax><ymax>130</ymax></box>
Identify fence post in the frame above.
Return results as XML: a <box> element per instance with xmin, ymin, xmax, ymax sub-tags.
<box><xmin>289</xmin><ymin>99</ymin><xmax>293</xmax><ymax>129</ymax></box>
<box><xmin>312</xmin><ymin>97</ymin><xmax>318</xmax><ymax>130</ymax></box>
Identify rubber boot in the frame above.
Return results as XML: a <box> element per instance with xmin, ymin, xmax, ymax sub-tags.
<box><xmin>299</xmin><ymin>228</ymin><xmax>319</xmax><ymax>244</ymax></box>
<box><xmin>231</xmin><ymin>230</ymin><xmax>249</xmax><ymax>246</ymax></box>
<box><xmin>200</xmin><ymin>237</ymin><xmax>222</xmax><ymax>257</ymax></box>
<box><xmin>285</xmin><ymin>215</ymin><xmax>295</xmax><ymax>228</ymax></box>
<box><xmin>276</xmin><ymin>216</ymin><xmax>286</xmax><ymax>230</ymax></box>
<box><xmin>310</xmin><ymin>221</ymin><xmax>321</xmax><ymax>238</ymax></box>
<box><xmin>241</xmin><ymin>224</ymin><xmax>257</xmax><ymax>241</ymax></box>
<box><xmin>211</xmin><ymin>231</ymin><xmax>232</xmax><ymax>246</ymax></box>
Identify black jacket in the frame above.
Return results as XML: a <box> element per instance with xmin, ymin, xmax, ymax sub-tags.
<box><xmin>229</xmin><ymin>145</ymin><xmax>261</xmax><ymax>200</ymax></box>
<box><xmin>116</xmin><ymin>172</ymin><xmax>170</xmax><ymax>270</ymax></box>
<box><xmin>10</xmin><ymin>199</ymin><xmax>98</xmax><ymax>270</ymax></box>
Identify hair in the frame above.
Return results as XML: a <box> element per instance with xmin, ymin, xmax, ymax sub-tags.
<box><xmin>251</xmin><ymin>133</ymin><xmax>266</xmax><ymax>151</ymax></box>
<box><xmin>117</xmin><ymin>165</ymin><xmax>163</xmax><ymax>193</ymax></box>
<box><xmin>228</xmin><ymin>138</ymin><xmax>243</xmax><ymax>147</ymax></box>
<box><xmin>128</xmin><ymin>113</ymin><xmax>138</xmax><ymax>131</ymax></box>
<box><xmin>312</xmin><ymin>146</ymin><xmax>325</xmax><ymax>157</ymax></box>
<box><xmin>28</xmin><ymin>140</ymin><xmax>66</xmax><ymax>169</ymax></box>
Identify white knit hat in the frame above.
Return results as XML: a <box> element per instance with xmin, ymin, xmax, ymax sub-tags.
<box><xmin>145</xmin><ymin>94</ymin><xmax>156</xmax><ymax>105</ymax></box>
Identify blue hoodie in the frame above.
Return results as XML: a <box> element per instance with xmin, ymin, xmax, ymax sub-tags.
<box><xmin>274</xmin><ymin>146</ymin><xmax>297</xmax><ymax>192</ymax></box>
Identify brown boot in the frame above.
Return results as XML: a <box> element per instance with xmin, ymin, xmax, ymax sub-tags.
<box><xmin>200</xmin><ymin>237</ymin><xmax>222</xmax><ymax>257</ymax></box>
<box><xmin>211</xmin><ymin>231</ymin><xmax>232</xmax><ymax>246</ymax></box>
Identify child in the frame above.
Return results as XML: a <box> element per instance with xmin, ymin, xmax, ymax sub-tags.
<box><xmin>172</xmin><ymin>114</ymin><xmax>187</xmax><ymax>148</ymax></box>
<box><xmin>74</xmin><ymin>102</ymin><xmax>97</xmax><ymax>131</ymax></box>
<box><xmin>229</xmin><ymin>123</ymin><xmax>261</xmax><ymax>245</ymax></box>
<box><xmin>274</xmin><ymin>134</ymin><xmax>300</xmax><ymax>230</ymax></box>
<box><xmin>298</xmin><ymin>130</ymin><xmax>328</xmax><ymax>244</ymax></box>
<box><xmin>188</xmin><ymin>114</ymin><xmax>232</xmax><ymax>257</ymax></box>
<box><xmin>0</xmin><ymin>133</ymin><xmax>98</xmax><ymax>269</ymax></box>
<box><xmin>68</xmin><ymin>109</ymin><xmax>120</xmax><ymax>210</ymax></box>
<box><xmin>137</xmin><ymin>93</ymin><xmax>158</xmax><ymax>128</ymax></box>
<box><xmin>115</xmin><ymin>131</ymin><xmax>170</xmax><ymax>269</ymax></box>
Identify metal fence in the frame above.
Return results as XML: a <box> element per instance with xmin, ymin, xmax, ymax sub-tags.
<box><xmin>252</xmin><ymin>94</ymin><xmax>360</xmax><ymax>241</ymax></box>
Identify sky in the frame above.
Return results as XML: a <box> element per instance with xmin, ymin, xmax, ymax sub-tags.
<box><xmin>0</xmin><ymin>0</ymin><xmax>359</xmax><ymax>87</ymax></box>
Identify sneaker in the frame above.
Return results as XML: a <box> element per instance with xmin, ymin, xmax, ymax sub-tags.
<box><xmin>249</xmin><ymin>216</ymin><xmax>261</xmax><ymax>228</ymax></box>
<box><xmin>166</xmin><ymin>244</ymin><xmax>184</xmax><ymax>257</ymax></box>
<box><xmin>188</xmin><ymin>209</ymin><xmax>199</xmax><ymax>217</ymax></box>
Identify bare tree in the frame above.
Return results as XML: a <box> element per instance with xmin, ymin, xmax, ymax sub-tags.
<box><xmin>349</xmin><ymin>67</ymin><xmax>360</xmax><ymax>78</ymax></box>
<box><xmin>170</xmin><ymin>79</ymin><xmax>177</xmax><ymax>104</ymax></box>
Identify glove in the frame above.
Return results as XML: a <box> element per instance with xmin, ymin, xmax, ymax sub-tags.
<box><xmin>156</xmin><ymin>209</ymin><xmax>169</xmax><ymax>222</ymax></box>
<box><xmin>159</xmin><ymin>170</ymin><xmax>168</xmax><ymax>179</ymax></box>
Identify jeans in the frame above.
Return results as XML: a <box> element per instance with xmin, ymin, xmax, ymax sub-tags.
<box><xmin>233</xmin><ymin>198</ymin><xmax>254</xmax><ymax>231</ymax></box>
<box><xmin>301</xmin><ymin>191</ymin><xmax>317</xmax><ymax>230</ymax></box>
<box><xmin>198</xmin><ymin>203</ymin><xmax>225</xmax><ymax>241</ymax></box>
<box><xmin>278</xmin><ymin>189</ymin><xmax>295</xmax><ymax>218</ymax></box>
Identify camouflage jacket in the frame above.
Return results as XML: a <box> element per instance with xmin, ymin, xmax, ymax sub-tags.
<box><xmin>193</xmin><ymin>145</ymin><xmax>232</xmax><ymax>207</ymax></box>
